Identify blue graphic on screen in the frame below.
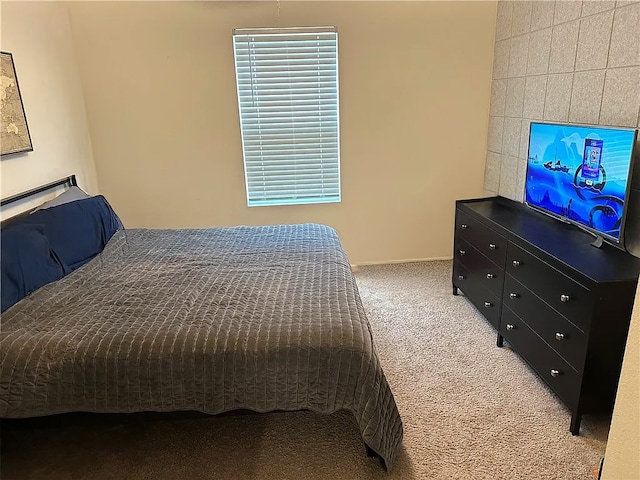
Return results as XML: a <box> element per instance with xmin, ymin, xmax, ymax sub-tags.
<box><xmin>525</xmin><ymin>123</ymin><xmax>637</xmax><ymax>242</ymax></box>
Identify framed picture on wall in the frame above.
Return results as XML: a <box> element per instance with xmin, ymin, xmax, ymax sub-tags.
<box><xmin>1</xmin><ymin>52</ymin><xmax>33</xmax><ymax>156</ymax></box>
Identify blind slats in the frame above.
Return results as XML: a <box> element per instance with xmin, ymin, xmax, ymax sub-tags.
<box><xmin>248</xmin><ymin>179</ymin><xmax>340</xmax><ymax>188</ymax></box>
<box><xmin>244</xmin><ymin>146</ymin><xmax>339</xmax><ymax>154</ymax></box>
<box><xmin>241</xmin><ymin>125</ymin><xmax>338</xmax><ymax>133</ymax></box>
<box><xmin>236</xmin><ymin>72</ymin><xmax>336</xmax><ymax>80</ymax></box>
<box><xmin>243</xmin><ymin>136</ymin><xmax>337</xmax><ymax>142</ymax></box>
<box><xmin>234</xmin><ymin>28</ymin><xmax>340</xmax><ymax>207</ymax></box>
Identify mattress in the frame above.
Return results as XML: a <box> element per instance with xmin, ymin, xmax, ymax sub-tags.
<box><xmin>0</xmin><ymin>224</ymin><xmax>403</xmax><ymax>469</ymax></box>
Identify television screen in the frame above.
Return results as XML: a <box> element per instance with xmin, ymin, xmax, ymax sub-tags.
<box><xmin>525</xmin><ymin>122</ymin><xmax>638</xmax><ymax>243</ymax></box>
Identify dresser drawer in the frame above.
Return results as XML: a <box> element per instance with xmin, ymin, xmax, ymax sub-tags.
<box><xmin>500</xmin><ymin>309</ymin><xmax>580</xmax><ymax>409</ymax></box>
<box><xmin>454</xmin><ymin>260</ymin><xmax>501</xmax><ymax>329</ymax></box>
<box><xmin>503</xmin><ymin>275</ymin><xmax>587</xmax><ymax>371</ymax></box>
<box><xmin>455</xmin><ymin>238</ymin><xmax>504</xmax><ymax>297</ymax></box>
<box><xmin>506</xmin><ymin>243</ymin><xmax>592</xmax><ymax>329</ymax></box>
<box><xmin>455</xmin><ymin>209</ymin><xmax>507</xmax><ymax>267</ymax></box>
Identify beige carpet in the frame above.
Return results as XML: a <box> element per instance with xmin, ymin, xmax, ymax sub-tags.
<box><xmin>1</xmin><ymin>261</ymin><xmax>608</xmax><ymax>479</ymax></box>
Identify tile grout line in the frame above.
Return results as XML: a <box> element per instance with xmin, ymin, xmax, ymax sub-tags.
<box><xmin>542</xmin><ymin>9</ymin><xmax>554</xmax><ymax>121</ymax></box>
<box><xmin>597</xmin><ymin>8</ymin><xmax>618</xmax><ymax>124</ymax></box>
<box><xmin>566</xmin><ymin>13</ymin><xmax>583</xmax><ymax>122</ymax></box>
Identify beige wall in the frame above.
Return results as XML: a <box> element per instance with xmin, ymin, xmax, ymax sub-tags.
<box><xmin>0</xmin><ymin>2</ymin><xmax>98</xmax><ymax>218</ymax></box>
<box><xmin>67</xmin><ymin>1</ymin><xmax>496</xmax><ymax>264</ymax></box>
<box><xmin>602</xmin><ymin>285</ymin><xmax>640</xmax><ymax>479</ymax></box>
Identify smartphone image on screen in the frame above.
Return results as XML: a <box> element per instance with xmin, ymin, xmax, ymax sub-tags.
<box><xmin>581</xmin><ymin>138</ymin><xmax>603</xmax><ymax>184</ymax></box>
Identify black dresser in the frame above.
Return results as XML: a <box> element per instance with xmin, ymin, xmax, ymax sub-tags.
<box><xmin>452</xmin><ymin>196</ymin><xmax>640</xmax><ymax>434</ymax></box>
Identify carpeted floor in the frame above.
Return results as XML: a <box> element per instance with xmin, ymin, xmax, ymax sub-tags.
<box><xmin>1</xmin><ymin>261</ymin><xmax>609</xmax><ymax>479</ymax></box>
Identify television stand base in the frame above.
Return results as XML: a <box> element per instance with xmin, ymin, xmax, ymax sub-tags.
<box><xmin>591</xmin><ymin>235</ymin><xmax>604</xmax><ymax>248</ymax></box>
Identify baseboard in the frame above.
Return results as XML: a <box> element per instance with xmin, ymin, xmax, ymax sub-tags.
<box><xmin>351</xmin><ymin>256</ymin><xmax>453</xmax><ymax>271</ymax></box>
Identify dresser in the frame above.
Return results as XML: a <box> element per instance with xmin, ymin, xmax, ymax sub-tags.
<box><xmin>452</xmin><ymin>196</ymin><xmax>640</xmax><ymax>434</ymax></box>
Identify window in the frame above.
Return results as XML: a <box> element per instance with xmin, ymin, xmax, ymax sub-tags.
<box><xmin>233</xmin><ymin>27</ymin><xmax>340</xmax><ymax>207</ymax></box>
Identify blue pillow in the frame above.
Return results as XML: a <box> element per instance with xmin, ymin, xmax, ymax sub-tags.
<box><xmin>12</xmin><ymin>195</ymin><xmax>123</xmax><ymax>271</ymax></box>
<box><xmin>1</xmin><ymin>224</ymin><xmax>67</xmax><ymax>313</ymax></box>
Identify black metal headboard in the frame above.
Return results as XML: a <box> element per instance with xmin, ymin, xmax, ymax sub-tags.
<box><xmin>0</xmin><ymin>175</ymin><xmax>77</xmax><ymax>207</ymax></box>
<box><xmin>1</xmin><ymin>175</ymin><xmax>78</xmax><ymax>228</ymax></box>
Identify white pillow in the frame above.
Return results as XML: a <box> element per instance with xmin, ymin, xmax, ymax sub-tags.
<box><xmin>31</xmin><ymin>186</ymin><xmax>90</xmax><ymax>212</ymax></box>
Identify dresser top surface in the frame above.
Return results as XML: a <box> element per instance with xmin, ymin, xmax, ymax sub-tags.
<box><xmin>457</xmin><ymin>197</ymin><xmax>640</xmax><ymax>284</ymax></box>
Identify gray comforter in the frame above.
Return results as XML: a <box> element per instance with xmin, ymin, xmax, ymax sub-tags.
<box><xmin>0</xmin><ymin>224</ymin><xmax>403</xmax><ymax>469</ymax></box>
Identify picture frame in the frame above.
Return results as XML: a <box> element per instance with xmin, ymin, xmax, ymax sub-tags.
<box><xmin>1</xmin><ymin>51</ymin><xmax>33</xmax><ymax>156</ymax></box>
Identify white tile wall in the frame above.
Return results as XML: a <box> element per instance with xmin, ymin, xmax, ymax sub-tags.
<box><xmin>502</xmin><ymin>117</ymin><xmax>522</xmax><ymax>156</ymax></box>
<box><xmin>531</xmin><ymin>1</ymin><xmax>555</xmax><ymax>30</ymax></box>
<box><xmin>523</xmin><ymin>76</ymin><xmax>548</xmax><ymax>119</ymax></box>
<box><xmin>484</xmin><ymin>151</ymin><xmax>501</xmax><ymax>192</ymax></box>
<box><xmin>554</xmin><ymin>0</ymin><xmax>583</xmax><ymax>24</ymax></box>
<box><xmin>527</xmin><ymin>27</ymin><xmax>553</xmax><ymax>75</ymax></box>
<box><xmin>509</xmin><ymin>34</ymin><xmax>530</xmax><ymax>77</ymax></box>
<box><xmin>484</xmin><ymin>0</ymin><xmax>640</xmax><ymax>200</ymax></box>
<box><xmin>512</xmin><ymin>1</ymin><xmax>533</xmax><ymax>35</ymax></box>
<box><xmin>487</xmin><ymin>116</ymin><xmax>505</xmax><ymax>153</ymax></box>
<box><xmin>549</xmin><ymin>20</ymin><xmax>580</xmax><ymax>73</ymax></box>
<box><xmin>600</xmin><ymin>66</ymin><xmax>640</xmax><ymax>126</ymax></box>
<box><xmin>519</xmin><ymin>119</ymin><xmax>533</xmax><ymax>159</ymax></box>
<box><xmin>505</xmin><ymin>77</ymin><xmax>526</xmax><ymax>117</ymax></box>
<box><xmin>544</xmin><ymin>73</ymin><xmax>573</xmax><ymax>121</ymax></box>
<box><xmin>569</xmin><ymin>70</ymin><xmax>606</xmax><ymax>123</ymax></box>
<box><xmin>496</xmin><ymin>1</ymin><xmax>514</xmax><ymax>40</ymax></box>
<box><xmin>581</xmin><ymin>0</ymin><xmax>616</xmax><ymax>16</ymax></box>
<box><xmin>489</xmin><ymin>79</ymin><xmax>508</xmax><ymax>116</ymax></box>
<box><xmin>575</xmin><ymin>10</ymin><xmax>614</xmax><ymax>71</ymax></box>
<box><xmin>493</xmin><ymin>39</ymin><xmax>511</xmax><ymax>79</ymax></box>
<box><xmin>498</xmin><ymin>154</ymin><xmax>518</xmax><ymax>199</ymax></box>
<box><xmin>609</xmin><ymin>3</ymin><xmax>640</xmax><ymax>67</ymax></box>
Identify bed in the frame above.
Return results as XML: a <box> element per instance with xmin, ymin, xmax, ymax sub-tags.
<box><xmin>0</xmin><ymin>176</ymin><xmax>403</xmax><ymax>470</ymax></box>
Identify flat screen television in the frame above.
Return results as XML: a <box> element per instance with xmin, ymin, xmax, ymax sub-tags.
<box><xmin>525</xmin><ymin>122</ymin><xmax>638</xmax><ymax>247</ymax></box>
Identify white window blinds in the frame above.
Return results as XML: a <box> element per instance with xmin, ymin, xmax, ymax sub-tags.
<box><xmin>233</xmin><ymin>27</ymin><xmax>341</xmax><ymax>207</ymax></box>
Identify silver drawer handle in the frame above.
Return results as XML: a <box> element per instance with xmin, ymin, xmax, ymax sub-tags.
<box><xmin>458</xmin><ymin>275</ymin><xmax>465</xmax><ymax>280</ymax></box>
<box><xmin>509</xmin><ymin>292</ymin><xmax>519</xmax><ymax>299</ymax></box>
<box><xmin>555</xmin><ymin>332</ymin><xmax>565</xmax><ymax>341</ymax></box>
<box><xmin>461</xmin><ymin>224</ymin><xmax>468</xmax><ymax>229</ymax></box>
<box><xmin>512</xmin><ymin>260</ymin><xmax>521</xmax><ymax>267</ymax></box>
<box><xmin>550</xmin><ymin>369</ymin><xmax>561</xmax><ymax>378</ymax></box>
<box><xmin>489</xmin><ymin>243</ymin><xmax>497</xmax><ymax>250</ymax></box>
<box><xmin>560</xmin><ymin>294</ymin><xmax>570</xmax><ymax>303</ymax></box>
<box><xmin>505</xmin><ymin>323</ymin><xmax>514</xmax><ymax>331</ymax></box>
<box><xmin>484</xmin><ymin>302</ymin><xmax>493</xmax><ymax>308</ymax></box>
<box><xmin>486</xmin><ymin>273</ymin><xmax>495</xmax><ymax>279</ymax></box>
<box><xmin>459</xmin><ymin>249</ymin><xmax>466</xmax><ymax>256</ymax></box>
